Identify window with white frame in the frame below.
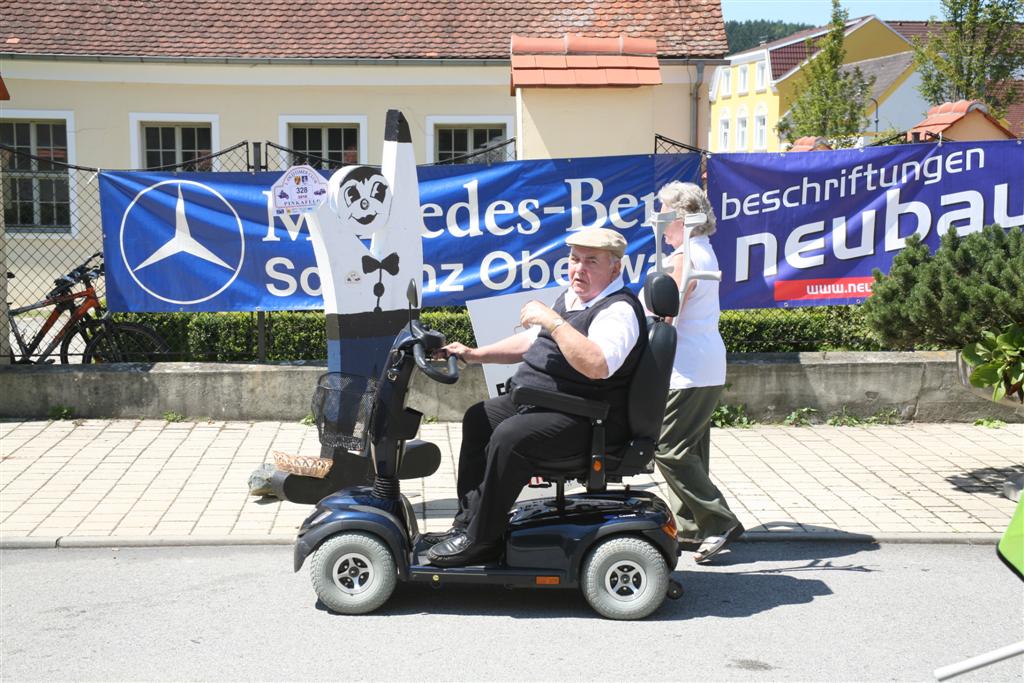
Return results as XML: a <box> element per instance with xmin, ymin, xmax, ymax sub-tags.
<box><xmin>718</xmin><ymin>110</ymin><xmax>731</xmax><ymax>151</ymax></box>
<box><xmin>289</xmin><ymin>124</ymin><xmax>359</xmax><ymax>169</ymax></box>
<box><xmin>738</xmin><ymin>65</ymin><xmax>749</xmax><ymax>94</ymax></box>
<box><xmin>756</xmin><ymin>61</ymin><xmax>767</xmax><ymax>90</ymax></box>
<box><xmin>434</xmin><ymin>124</ymin><xmax>507</xmax><ymax>164</ymax></box>
<box><xmin>142</xmin><ymin>124</ymin><xmax>212</xmax><ymax>170</ymax></box>
<box><xmin>0</xmin><ymin>119</ymin><xmax>71</xmax><ymax>234</ymax></box>
<box><xmin>736</xmin><ymin>108</ymin><xmax>749</xmax><ymax>151</ymax></box>
<box><xmin>720</xmin><ymin>68</ymin><xmax>732</xmax><ymax>97</ymax></box>
<box><xmin>755</xmin><ymin>106</ymin><xmax>768</xmax><ymax>149</ymax></box>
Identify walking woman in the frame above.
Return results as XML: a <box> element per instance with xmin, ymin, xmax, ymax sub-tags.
<box><xmin>653</xmin><ymin>181</ymin><xmax>743</xmax><ymax>563</ymax></box>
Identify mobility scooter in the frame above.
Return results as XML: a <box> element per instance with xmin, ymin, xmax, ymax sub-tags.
<box><xmin>292</xmin><ymin>267</ymin><xmax>686</xmax><ymax>620</ymax></box>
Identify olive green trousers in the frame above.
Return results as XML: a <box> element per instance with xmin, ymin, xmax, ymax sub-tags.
<box><xmin>655</xmin><ymin>385</ymin><xmax>739</xmax><ymax>540</ymax></box>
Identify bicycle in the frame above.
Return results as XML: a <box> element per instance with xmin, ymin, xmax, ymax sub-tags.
<box><xmin>5</xmin><ymin>252</ymin><xmax>169</xmax><ymax>364</ymax></box>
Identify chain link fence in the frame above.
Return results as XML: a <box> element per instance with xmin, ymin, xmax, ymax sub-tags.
<box><xmin>1</xmin><ymin>142</ymin><xmax>259</xmax><ymax>362</ymax></box>
<box><xmin>3</xmin><ymin>136</ymin><xmax>878</xmax><ymax>364</ymax></box>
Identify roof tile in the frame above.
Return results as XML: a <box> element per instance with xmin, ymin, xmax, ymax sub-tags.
<box><xmin>510</xmin><ymin>30</ymin><xmax>660</xmax><ymax>90</ymax></box>
<box><xmin>2</xmin><ymin>0</ymin><xmax>725</xmax><ymax>60</ymax></box>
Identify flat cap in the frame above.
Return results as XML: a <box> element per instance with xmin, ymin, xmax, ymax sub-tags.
<box><xmin>565</xmin><ymin>227</ymin><xmax>628</xmax><ymax>258</ymax></box>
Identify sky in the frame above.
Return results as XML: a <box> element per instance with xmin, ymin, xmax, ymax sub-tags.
<box><xmin>721</xmin><ymin>0</ymin><xmax>947</xmax><ymax>24</ymax></box>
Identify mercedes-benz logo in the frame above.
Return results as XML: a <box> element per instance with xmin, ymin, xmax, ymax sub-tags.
<box><xmin>119</xmin><ymin>180</ymin><xmax>245</xmax><ymax>305</ymax></box>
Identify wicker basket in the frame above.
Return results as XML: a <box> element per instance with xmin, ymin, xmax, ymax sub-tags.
<box><xmin>273</xmin><ymin>451</ymin><xmax>333</xmax><ymax>479</ymax></box>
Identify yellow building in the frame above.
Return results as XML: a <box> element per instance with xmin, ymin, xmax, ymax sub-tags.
<box><xmin>709</xmin><ymin>16</ymin><xmax>913</xmax><ymax>152</ymax></box>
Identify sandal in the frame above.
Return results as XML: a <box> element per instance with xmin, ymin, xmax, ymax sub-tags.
<box><xmin>694</xmin><ymin>523</ymin><xmax>744</xmax><ymax>563</ymax></box>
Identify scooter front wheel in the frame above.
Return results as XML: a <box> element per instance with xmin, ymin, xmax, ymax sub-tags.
<box><xmin>581</xmin><ymin>536</ymin><xmax>669</xmax><ymax>620</ymax></box>
<box><xmin>310</xmin><ymin>532</ymin><xmax>397</xmax><ymax>615</ymax></box>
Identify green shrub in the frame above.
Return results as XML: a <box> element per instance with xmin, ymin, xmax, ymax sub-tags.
<box><xmin>720</xmin><ymin>305</ymin><xmax>881</xmax><ymax>352</ymax></box>
<box><xmin>109</xmin><ymin>298</ymin><xmax>887</xmax><ymax>361</ymax></box>
<box><xmin>862</xmin><ymin>224</ymin><xmax>1024</xmax><ymax>349</ymax></box>
<box><xmin>711</xmin><ymin>403</ymin><xmax>754</xmax><ymax>428</ymax></box>
<box><xmin>47</xmin><ymin>405</ymin><xmax>74</xmax><ymax>420</ymax></box>
<box><xmin>783</xmin><ymin>407</ymin><xmax>818</xmax><ymax>426</ymax></box>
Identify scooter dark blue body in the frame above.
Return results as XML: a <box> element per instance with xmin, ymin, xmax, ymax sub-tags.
<box><xmin>293</xmin><ymin>282</ymin><xmax>683</xmax><ymax>619</ymax></box>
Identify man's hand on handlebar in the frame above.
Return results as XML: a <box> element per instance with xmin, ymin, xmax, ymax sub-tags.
<box><xmin>437</xmin><ymin>342</ymin><xmax>476</xmax><ymax>364</ymax></box>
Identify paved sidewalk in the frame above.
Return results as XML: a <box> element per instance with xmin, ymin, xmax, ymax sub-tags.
<box><xmin>1</xmin><ymin>419</ymin><xmax>1020</xmax><ymax>548</ymax></box>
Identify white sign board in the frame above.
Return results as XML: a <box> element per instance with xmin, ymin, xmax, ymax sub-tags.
<box><xmin>465</xmin><ymin>286</ymin><xmax>563</xmax><ymax>398</ymax></box>
<box><xmin>271</xmin><ymin>165</ymin><xmax>329</xmax><ymax>216</ymax></box>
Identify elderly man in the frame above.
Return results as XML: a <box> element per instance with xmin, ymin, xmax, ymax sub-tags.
<box><xmin>426</xmin><ymin>227</ymin><xmax>648</xmax><ymax>566</ymax></box>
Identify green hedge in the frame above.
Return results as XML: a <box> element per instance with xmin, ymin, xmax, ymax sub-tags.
<box><xmin>117</xmin><ymin>305</ymin><xmax>882</xmax><ymax>361</ymax></box>
<box><xmin>720</xmin><ymin>305</ymin><xmax>882</xmax><ymax>352</ymax></box>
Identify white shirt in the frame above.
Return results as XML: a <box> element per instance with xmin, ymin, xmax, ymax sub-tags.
<box><xmin>664</xmin><ymin>235</ymin><xmax>727</xmax><ymax>389</ymax></box>
<box><xmin>524</xmin><ymin>275</ymin><xmax>641</xmax><ymax>378</ymax></box>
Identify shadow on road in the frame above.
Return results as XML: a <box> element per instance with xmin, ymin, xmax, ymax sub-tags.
<box><xmin>313</xmin><ymin>540</ymin><xmax>879</xmax><ymax>621</ymax></box>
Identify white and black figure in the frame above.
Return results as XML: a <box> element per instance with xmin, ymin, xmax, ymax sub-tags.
<box><xmin>306</xmin><ymin>109</ymin><xmax>426</xmax><ymax>380</ymax></box>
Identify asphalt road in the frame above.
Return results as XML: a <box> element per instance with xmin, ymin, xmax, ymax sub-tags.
<box><xmin>2</xmin><ymin>541</ymin><xmax>1021</xmax><ymax>681</ymax></box>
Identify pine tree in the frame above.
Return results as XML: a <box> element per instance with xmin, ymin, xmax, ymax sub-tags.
<box><xmin>912</xmin><ymin>0</ymin><xmax>1024</xmax><ymax>118</ymax></box>
<box><xmin>862</xmin><ymin>225</ymin><xmax>1024</xmax><ymax>349</ymax></box>
<box><xmin>775</xmin><ymin>0</ymin><xmax>875</xmax><ymax>148</ymax></box>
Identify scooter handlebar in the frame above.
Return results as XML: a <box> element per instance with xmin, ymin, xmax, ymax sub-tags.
<box><xmin>413</xmin><ymin>342</ymin><xmax>460</xmax><ymax>384</ymax></box>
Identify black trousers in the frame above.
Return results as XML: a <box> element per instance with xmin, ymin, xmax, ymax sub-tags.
<box><xmin>451</xmin><ymin>393</ymin><xmax>616</xmax><ymax>546</ymax></box>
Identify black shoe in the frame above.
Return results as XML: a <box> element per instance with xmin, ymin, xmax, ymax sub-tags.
<box><xmin>420</xmin><ymin>527</ymin><xmax>464</xmax><ymax>547</ymax></box>
<box><xmin>426</xmin><ymin>532</ymin><xmax>502</xmax><ymax>567</ymax></box>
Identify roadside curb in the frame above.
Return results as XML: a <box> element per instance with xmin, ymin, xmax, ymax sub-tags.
<box><xmin>739</xmin><ymin>531</ymin><xmax>1002</xmax><ymax>545</ymax></box>
<box><xmin>0</xmin><ymin>535</ymin><xmax>294</xmax><ymax>550</ymax></box>
<box><xmin>0</xmin><ymin>531</ymin><xmax>1003</xmax><ymax>550</ymax></box>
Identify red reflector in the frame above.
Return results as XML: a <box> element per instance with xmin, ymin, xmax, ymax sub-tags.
<box><xmin>593</xmin><ymin>459</ymin><xmax>603</xmax><ymax>472</ymax></box>
<box><xmin>535</xmin><ymin>576</ymin><xmax>560</xmax><ymax>585</ymax></box>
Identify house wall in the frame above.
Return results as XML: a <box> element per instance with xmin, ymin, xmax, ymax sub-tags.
<box><xmin>3</xmin><ymin>60</ymin><xmax>518</xmax><ymax>168</ymax></box>
<box><xmin>709</xmin><ymin>52</ymin><xmax>779</xmax><ymax>152</ymax></box>
<box><xmin>516</xmin><ymin>65</ymin><xmax>698</xmax><ymax>159</ymax></box>
<box><xmin>874</xmin><ymin>71</ymin><xmax>928</xmax><ymax>134</ymax></box>
<box><xmin>947</xmin><ymin>112</ymin><xmax>1017</xmax><ymax>141</ymax></box>
<box><xmin>517</xmin><ymin>87</ymin><xmax>657</xmax><ymax>159</ymax></box>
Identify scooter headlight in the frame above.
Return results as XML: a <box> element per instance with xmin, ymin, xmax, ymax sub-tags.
<box><xmin>660</xmin><ymin>513</ymin><xmax>677</xmax><ymax>541</ymax></box>
<box><xmin>306</xmin><ymin>509</ymin><xmax>333</xmax><ymax>528</ymax></box>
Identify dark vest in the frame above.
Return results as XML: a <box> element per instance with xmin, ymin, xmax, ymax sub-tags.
<box><xmin>512</xmin><ymin>287</ymin><xmax>648</xmax><ymax>434</ymax></box>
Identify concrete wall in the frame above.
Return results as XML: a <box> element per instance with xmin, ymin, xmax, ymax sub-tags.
<box><xmin>1</xmin><ymin>352</ymin><xmax>1020</xmax><ymax>423</ymax></box>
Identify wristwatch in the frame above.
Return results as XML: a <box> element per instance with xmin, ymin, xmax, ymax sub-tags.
<box><xmin>548</xmin><ymin>317</ymin><xmax>565</xmax><ymax>334</ymax></box>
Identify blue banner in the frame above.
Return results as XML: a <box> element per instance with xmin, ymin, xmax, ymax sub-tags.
<box><xmin>708</xmin><ymin>140</ymin><xmax>1024</xmax><ymax>309</ymax></box>
<box><xmin>100</xmin><ymin>153</ymin><xmax>700</xmax><ymax>312</ymax></box>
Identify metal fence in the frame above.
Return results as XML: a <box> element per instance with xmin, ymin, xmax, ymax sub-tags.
<box><xmin>2</xmin><ymin>137</ymin><xmax>874</xmax><ymax>364</ymax></box>
<box><xmin>1</xmin><ymin>142</ymin><xmax>258</xmax><ymax>362</ymax></box>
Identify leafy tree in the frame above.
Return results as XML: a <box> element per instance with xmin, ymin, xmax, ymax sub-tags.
<box><xmin>775</xmin><ymin>0</ymin><xmax>875</xmax><ymax>147</ymax></box>
<box><xmin>862</xmin><ymin>225</ymin><xmax>1024</xmax><ymax>349</ymax></box>
<box><xmin>725</xmin><ymin>20</ymin><xmax>813</xmax><ymax>53</ymax></box>
<box><xmin>911</xmin><ymin>0</ymin><xmax>1024</xmax><ymax>118</ymax></box>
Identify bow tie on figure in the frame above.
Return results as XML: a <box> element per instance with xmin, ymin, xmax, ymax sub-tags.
<box><xmin>362</xmin><ymin>252</ymin><xmax>400</xmax><ymax>312</ymax></box>
<box><xmin>362</xmin><ymin>253</ymin><xmax>400</xmax><ymax>276</ymax></box>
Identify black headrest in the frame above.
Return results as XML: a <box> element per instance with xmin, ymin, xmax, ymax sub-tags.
<box><xmin>643</xmin><ymin>272</ymin><xmax>679</xmax><ymax>318</ymax></box>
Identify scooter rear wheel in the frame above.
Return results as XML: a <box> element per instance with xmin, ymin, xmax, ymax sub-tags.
<box><xmin>581</xmin><ymin>536</ymin><xmax>669</xmax><ymax>620</ymax></box>
<box><xmin>310</xmin><ymin>532</ymin><xmax>397</xmax><ymax>615</ymax></box>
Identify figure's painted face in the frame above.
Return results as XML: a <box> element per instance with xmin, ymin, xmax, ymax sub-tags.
<box><xmin>336</xmin><ymin>166</ymin><xmax>392</xmax><ymax>231</ymax></box>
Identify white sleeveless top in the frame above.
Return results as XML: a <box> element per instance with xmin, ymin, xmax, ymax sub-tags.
<box><xmin>665</xmin><ymin>235</ymin><xmax>727</xmax><ymax>389</ymax></box>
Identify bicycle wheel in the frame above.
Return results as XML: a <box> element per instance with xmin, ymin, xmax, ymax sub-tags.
<box><xmin>82</xmin><ymin>323</ymin><xmax>170</xmax><ymax>363</ymax></box>
<box><xmin>60</xmin><ymin>319</ymin><xmax>103</xmax><ymax>364</ymax></box>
